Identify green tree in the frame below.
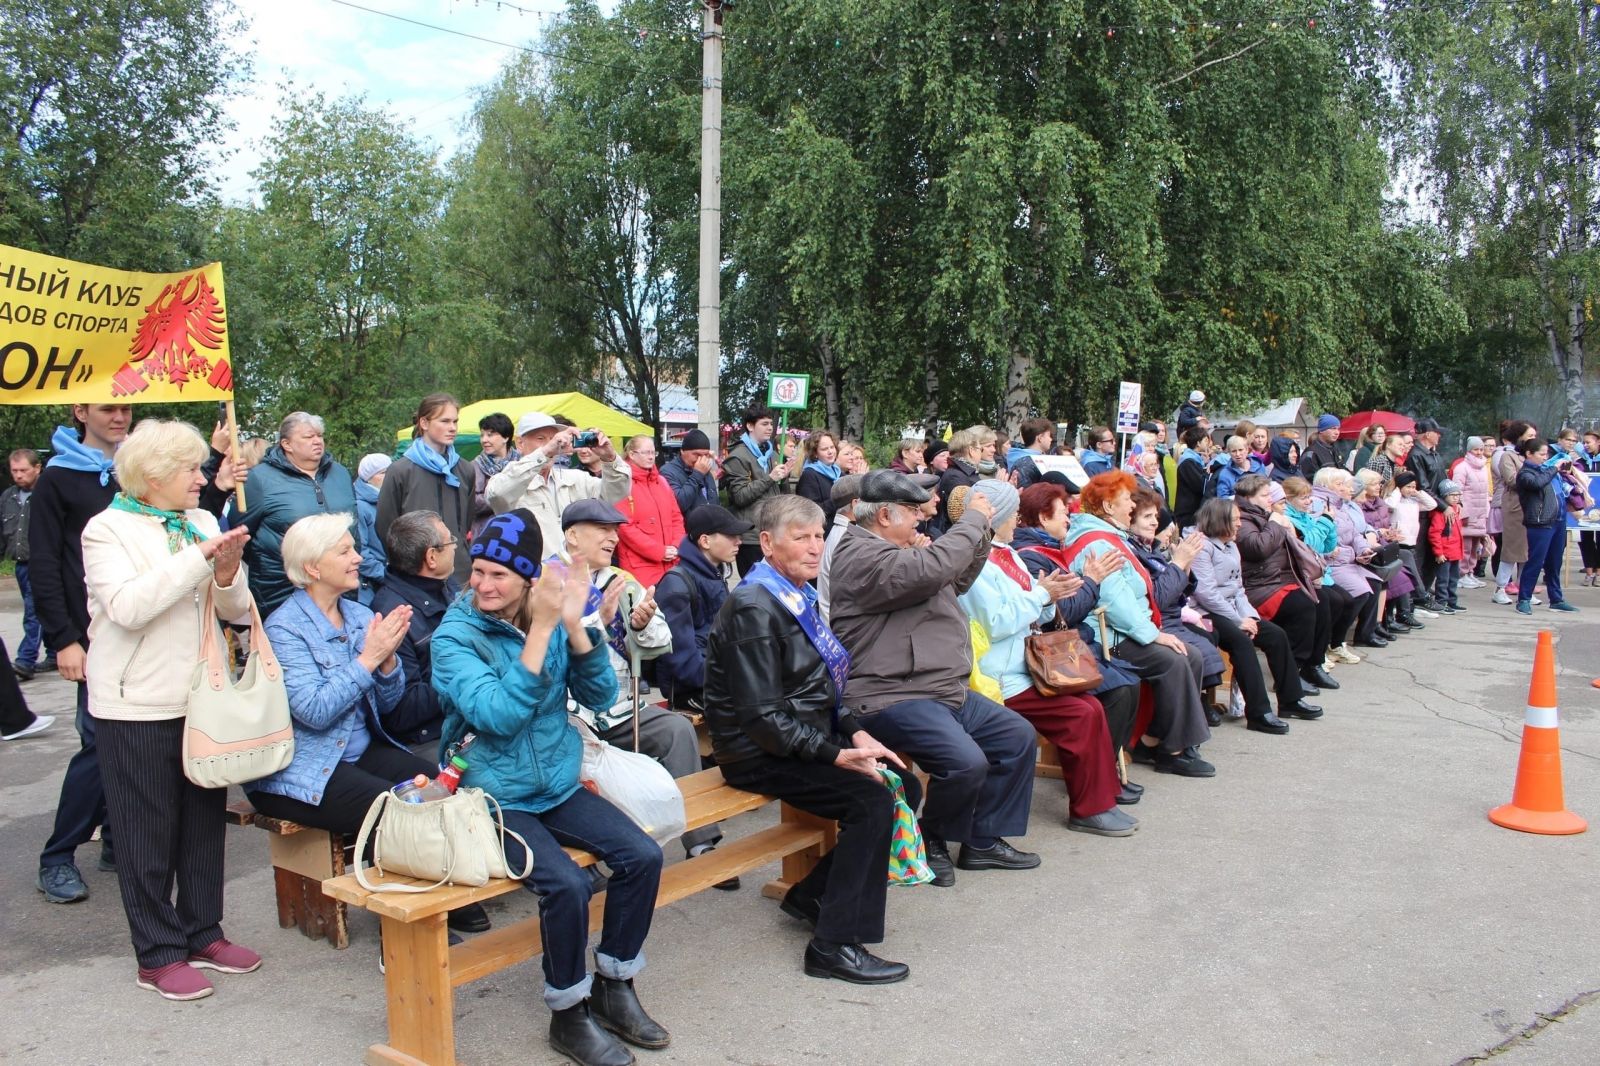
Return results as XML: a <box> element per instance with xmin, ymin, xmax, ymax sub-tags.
<box><xmin>1389</xmin><ymin>0</ymin><xmax>1598</xmax><ymax>424</ymax></box>
<box><xmin>227</xmin><ymin>91</ymin><xmax>448</xmax><ymax>458</ymax></box>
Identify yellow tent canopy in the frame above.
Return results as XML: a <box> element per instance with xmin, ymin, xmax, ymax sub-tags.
<box><xmin>395</xmin><ymin>392</ymin><xmax>652</xmax><ymax>444</ymax></box>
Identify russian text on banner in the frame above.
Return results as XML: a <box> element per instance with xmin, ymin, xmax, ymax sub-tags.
<box><xmin>0</xmin><ymin>243</ymin><xmax>232</xmax><ymax>404</ymax></box>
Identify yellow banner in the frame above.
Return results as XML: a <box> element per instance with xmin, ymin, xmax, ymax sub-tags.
<box><xmin>0</xmin><ymin>244</ymin><xmax>232</xmax><ymax>405</ymax></box>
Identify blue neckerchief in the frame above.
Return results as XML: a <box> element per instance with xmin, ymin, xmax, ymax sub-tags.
<box><xmin>46</xmin><ymin>425</ymin><xmax>116</xmax><ymax>486</ymax></box>
<box><xmin>555</xmin><ymin>555</ymin><xmax>630</xmax><ymax>662</ymax></box>
<box><xmin>405</xmin><ymin>437</ymin><xmax>462</xmax><ymax>487</ymax></box>
<box><xmin>741</xmin><ymin>561</ymin><xmax>850</xmax><ymax>724</ymax></box>
<box><xmin>803</xmin><ymin>460</ymin><xmax>840</xmax><ymax>480</ymax></box>
<box><xmin>740</xmin><ymin>432</ymin><xmax>772</xmax><ymax>471</ymax></box>
<box><xmin>476</xmin><ymin>448</ymin><xmax>517</xmax><ymax>480</ymax></box>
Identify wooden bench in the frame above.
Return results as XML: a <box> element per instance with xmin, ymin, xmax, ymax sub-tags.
<box><xmin>226</xmin><ymin>800</ymin><xmax>350</xmax><ymax>949</ymax></box>
<box><xmin>322</xmin><ymin>767</ymin><xmax>834</xmax><ymax>1066</ymax></box>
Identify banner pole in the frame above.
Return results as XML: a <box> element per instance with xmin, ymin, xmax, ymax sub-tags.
<box><xmin>225</xmin><ymin>399</ymin><xmax>245</xmax><ymax>512</ymax></box>
<box><xmin>779</xmin><ymin>409</ymin><xmax>789</xmax><ymax>472</ymax></box>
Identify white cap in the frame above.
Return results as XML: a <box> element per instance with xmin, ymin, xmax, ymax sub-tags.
<box><xmin>515</xmin><ymin>412</ymin><xmax>559</xmax><ymax>437</ymax></box>
<box><xmin>1188</xmin><ymin>390</ymin><xmax>1206</xmax><ymax>404</ymax></box>
<box><xmin>357</xmin><ymin>453</ymin><xmax>392</xmax><ymax>483</ymax></box>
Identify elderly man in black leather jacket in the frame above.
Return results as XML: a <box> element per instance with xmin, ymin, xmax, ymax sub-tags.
<box><xmin>704</xmin><ymin>494</ymin><xmax>918</xmax><ymax>986</ymax></box>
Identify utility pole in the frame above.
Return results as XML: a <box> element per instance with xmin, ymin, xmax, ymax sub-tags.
<box><xmin>695</xmin><ymin>0</ymin><xmax>725</xmax><ymax>448</ymax></box>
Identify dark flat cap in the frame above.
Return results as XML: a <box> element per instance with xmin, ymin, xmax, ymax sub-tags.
<box><xmin>830</xmin><ymin>473</ymin><xmax>864</xmax><ymax>506</ymax></box>
<box><xmin>561</xmin><ymin>498</ymin><xmax>630</xmax><ymax>530</ymax></box>
<box><xmin>685</xmin><ymin>504</ymin><xmax>752</xmax><ymax>540</ymax></box>
<box><xmin>859</xmin><ymin>469</ymin><xmax>931</xmax><ymax>506</ymax></box>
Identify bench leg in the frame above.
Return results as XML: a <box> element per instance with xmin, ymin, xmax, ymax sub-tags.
<box><xmin>266</xmin><ymin>829</ymin><xmax>350</xmax><ymax>949</ymax></box>
<box><xmin>761</xmin><ymin>803</ymin><xmax>837</xmax><ymax>901</ymax></box>
<box><xmin>1034</xmin><ymin>735</ymin><xmax>1064</xmax><ymax>780</ymax></box>
<box><xmin>371</xmin><ymin>912</ymin><xmax>456</xmax><ymax>1066</ymax></box>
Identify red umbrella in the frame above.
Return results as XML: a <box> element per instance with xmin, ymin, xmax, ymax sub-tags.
<box><xmin>1339</xmin><ymin>410</ymin><xmax>1414</xmax><ymax>441</ymax></box>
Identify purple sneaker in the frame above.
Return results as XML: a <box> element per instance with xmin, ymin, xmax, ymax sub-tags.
<box><xmin>189</xmin><ymin>938</ymin><xmax>262</xmax><ymax>974</ymax></box>
<box><xmin>136</xmin><ymin>962</ymin><xmax>214</xmax><ymax>1001</ymax></box>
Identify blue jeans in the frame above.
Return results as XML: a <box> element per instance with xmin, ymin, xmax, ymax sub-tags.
<box><xmin>14</xmin><ymin>563</ymin><xmax>41</xmax><ymax>666</ymax></box>
<box><xmin>1432</xmin><ymin>560</ymin><xmax>1461</xmax><ymax>608</ymax></box>
<box><xmin>499</xmin><ymin>787</ymin><xmax>663</xmax><ymax>1009</ymax></box>
<box><xmin>858</xmin><ymin>689</ymin><xmax>1037</xmax><ymax>845</ymax></box>
<box><xmin>1520</xmin><ymin>524</ymin><xmax>1567</xmax><ymax>606</ymax></box>
<box><xmin>39</xmin><ymin>683</ymin><xmax>111</xmax><ymax>868</ymax></box>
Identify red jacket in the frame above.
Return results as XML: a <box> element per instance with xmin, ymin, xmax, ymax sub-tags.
<box><xmin>1428</xmin><ymin>503</ymin><xmax>1464</xmax><ymax>562</ymax></box>
<box><xmin>615</xmin><ymin>460</ymin><xmax>686</xmax><ymax>588</ymax></box>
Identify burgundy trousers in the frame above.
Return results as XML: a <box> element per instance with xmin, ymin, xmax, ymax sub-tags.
<box><xmin>1004</xmin><ymin>687</ymin><xmax>1121</xmax><ymax>818</ymax></box>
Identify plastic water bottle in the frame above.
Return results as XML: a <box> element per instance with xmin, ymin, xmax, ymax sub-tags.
<box><xmin>392</xmin><ymin>774</ymin><xmax>451</xmax><ymax>803</ymax></box>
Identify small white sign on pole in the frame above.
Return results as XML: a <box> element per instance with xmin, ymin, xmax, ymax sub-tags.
<box><xmin>1115</xmin><ymin>381</ymin><xmax>1142</xmax><ymax>434</ymax></box>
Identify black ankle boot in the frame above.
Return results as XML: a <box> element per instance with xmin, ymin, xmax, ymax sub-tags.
<box><xmin>591</xmin><ymin>976</ymin><xmax>670</xmax><ymax>1050</ymax></box>
<box><xmin>549</xmin><ymin>1000</ymin><xmax>634</xmax><ymax>1066</ymax></box>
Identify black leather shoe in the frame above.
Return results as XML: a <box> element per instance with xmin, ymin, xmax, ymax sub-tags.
<box><xmin>1121</xmin><ymin>779</ymin><xmax>1145</xmax><ymax>795</ymax></box>
<box><xmin>1387</xmin><ymin>617</ymin><xmax>1413</xmax><ymax>633</ymax></box>
<box><xmin>1247</xmin><ymin>714</ymin><xmax>1290</xmax><ymax>735</ymax></box>
<box><xmin>921</xmin><ymin>829</ymin><xmax>955</xmax><ymax>887</ymax></box>
<box><xmin>1154</xmin><ymin>748</ymin><xmax>1217</xmax><ymax>777</ymax></box>
<box><xmin>1130</xmin><ymin>742</ymin><xmax>1159</xmax><ymax>766</ymax></box>
<box><xmin>550</xmin><ymin>1000</ymin><xmax>634</xmax><ymax>1066</ymax></box>
<box><xmin>1284</xmin><ymin>701</ymin><xmax>1324</xmax><ymax>720</ymax></box>
<box><xmin>591</xmin><ymin>976</ymin><xmax>670</xmax><ymax>1050</ymax></box>
<box><xmin>446</xmin><ymin>902</ymin><xmax>491</xmax><ymax>934</ymax></box>
<box><xmin>1300</xmin><ymin>678</ymin><xmax>1319</xmax><ymax>697</ymax></box>
<box><xmin>779</xmin><ymin>886</ymin><xmax>821</xmax><ymax>926</ymax></box>
<box><xmin>12</xmin><ymin>662</ymin><xmax>34</xmax><ymax>681</ymax></box>
<box><xmin>955</xmin><ymin>839</ymin><xmax>1041</xmax><ymax>871</ymax></box>
<box><xmin>1205</xmin><ymin>704</ymin><xmax>1224</xmax><ymax>727</ymax></box>
<box><xmin>1303</xmin><ymin>665</ymin><xmax>1340</xmax><ymax>690</ymax></box>
<box><xmin>1374</xmin><ymin>625</ymin><xmax>1397</xmax><ymax>641</ymax></box>
<box><xmin>1115</xmin><ymin>783</ymin><xmax>1142</xmax><ymax>805</ymax></box>
<box><xmin>1355</xmin><ymin>636</ymin><xmax>1389</xmax><ymax>649</ymax></box>
<box><xmin>803</xmin><ymin>940</ymin><xmax>909</xmax><ymax>984</ymax></box>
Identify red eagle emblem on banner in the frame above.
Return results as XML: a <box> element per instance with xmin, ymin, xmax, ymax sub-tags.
<box><xmin>113</xmin><ymin>271</ymin><xmax>232</xmax><ymax>396</ymax></box>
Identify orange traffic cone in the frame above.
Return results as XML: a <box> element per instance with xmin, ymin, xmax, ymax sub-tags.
<box><xmin>1489</xmin><ymin>630</ymin><xmax>1587</xmax><ymax>835</ymax></box>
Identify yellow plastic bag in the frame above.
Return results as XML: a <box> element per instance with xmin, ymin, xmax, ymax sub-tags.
<box><xmin>968</xmin><ymin>619</ymin><xmax>1003</xmax><ymax>702</ymax></box>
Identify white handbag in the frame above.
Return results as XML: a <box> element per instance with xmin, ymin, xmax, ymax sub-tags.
<box><xmin>183</xmin><ymin>587</ymin><xmax>294</xmax><ymax>789</ymax></box>
<box><xmin>353</xmin><ymin>787</ymin><xmax>533</xmax><ymax>893</ymax></box>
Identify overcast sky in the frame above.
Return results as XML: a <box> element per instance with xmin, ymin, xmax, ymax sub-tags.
<box><xmin>214</xmin><ymin>0</ymin><xmax>593</xmax><ymax>203</ymax></box>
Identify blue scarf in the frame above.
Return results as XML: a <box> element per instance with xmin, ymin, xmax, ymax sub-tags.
<box><xmin>46</xmin><ymin>425</ymin><xmax>117</xmax><ymax>486</ymax></box>
<box><xmin>405</xmin><ymin>437</ymin><xmax>462</xmax><ymax>488</ymax></box>
<box><xmin>740</xmin><ymin>432</ymin><xmax>773</xmax><ymax>472</ymax></box>
<box><xmin>741</xmin><ymin>561</ymin><xmax>850</xmax><ymax>723</ymax></box>
<box><xmin>803</xmin><ymin>460</ymin><xmax>840</xmax><ymax>480</ymax></box>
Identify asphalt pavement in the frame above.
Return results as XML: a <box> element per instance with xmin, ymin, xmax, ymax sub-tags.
<box><xmin>2</xmin><ymin>574</ymin><xmax>1598</xmax><ymax>1066</ymax></box>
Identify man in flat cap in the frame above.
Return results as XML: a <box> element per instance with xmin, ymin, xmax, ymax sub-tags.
<box><xmin>828</xmin><ymin>470</ymin><xmax>1041</xmax><ymax>887</ymax></box>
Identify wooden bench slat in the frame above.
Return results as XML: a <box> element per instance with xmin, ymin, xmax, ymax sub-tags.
<box><xmin>225</xmin><ymin>800</ymin><xmax>256</xmax><ymax>827</ymax></box>
<box><xmin>446</xmin><ymin>820</ymin><xmax>827</xmax><ymax>987</ymax></box>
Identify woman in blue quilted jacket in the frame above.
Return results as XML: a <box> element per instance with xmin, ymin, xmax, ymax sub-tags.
<box><xmin>430</xmin><ymin>508</ymin><xmax>666</xmax><ymax>1066</ymax></box>
<box><xmin>247</xmin><ymin>512</ymin><xmax>492</xmax><ymax>943</ymax></box>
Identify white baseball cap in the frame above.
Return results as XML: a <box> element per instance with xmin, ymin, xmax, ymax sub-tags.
<box><xmin>515</xmin><ymin>412</ymin><xmax>559</xmax><ymax>436</ymax></box>
<box><xmin>1188</xmin><ymin>390</ymin><xmax>1206</xmax><ymax>404</ymax></box>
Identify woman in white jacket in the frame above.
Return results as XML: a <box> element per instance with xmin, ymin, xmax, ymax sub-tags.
<box><xmin>82</xmin><ymin>420</ymin><xmax>260</xmax><ymax>1002</ymax></box>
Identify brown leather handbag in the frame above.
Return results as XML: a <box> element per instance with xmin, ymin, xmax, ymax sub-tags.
<box><xmin>1023</xmin><ymin>626</ymin><xmax>1102</xmax><ymax>697</ymax></box>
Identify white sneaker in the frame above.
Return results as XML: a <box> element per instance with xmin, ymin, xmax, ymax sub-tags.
<box><xmin>1</xmin><ymin>714</ymin><xmax>54</xmax><ymax>741</ymax></box>
<box><xmin>1330</xmin><ymin>644</ymin><xmax>1362</xmax><ymax>665</ymax></box>
<box><xmin>1492</xmin><ymin>588</ymin><xmax>1513</xmax><ymax>604</ymax></box>
<box><xmin>1532</xmin><ymin>595</ymin><xmax>1543</xmax><ymax>606</ymax></box>
<box><xmin>1460</xmin><ymin>575</ymin><xmax>1485</xmax><ymax>589</ymax></box>
<box><xmin>1322</xmin><ymin>657</ymin><xmax>1338</xmax><ymax>672</ymax></box>
<box><xmin>1413</xmin><ymin>607</ymin><xmax>1440</xmax><ymax>619</ymax></box>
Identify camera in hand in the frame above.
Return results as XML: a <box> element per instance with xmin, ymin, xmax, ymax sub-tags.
<box><xmin>573</xmin><ymin>430</ymin><xmax>601</xmax><ymax>449</ymax></box>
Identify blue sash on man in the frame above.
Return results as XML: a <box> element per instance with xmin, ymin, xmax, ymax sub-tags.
<box><xmin>741</xmin><ymin>560</ymin><xmax>850</xmax><ymax>724</ymax></box>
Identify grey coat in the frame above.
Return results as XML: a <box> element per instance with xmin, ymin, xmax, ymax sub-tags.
<box><xmin>1190</xmin><ymin>538</ymin><xmax>1257</xmax><ymax>624</ymax></box>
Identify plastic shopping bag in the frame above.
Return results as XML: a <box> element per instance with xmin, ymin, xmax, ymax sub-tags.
<box><xmin>574</xmin><ymin>720</ymin><xmax>688</xmax><ymax>846</ymax></box>
<box><xmin>882</xmin><ymin>768</ymin><xmax>933</xmax><ymax>887</ymax></box>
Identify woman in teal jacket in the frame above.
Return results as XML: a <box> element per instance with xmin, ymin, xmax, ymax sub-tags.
<box><xmin>430</xmin><ymin>509</ymin><xmax>667</xmax><ymax>1066</ymax></box>
<box><xmin>1060</xmin><ymin>471</ymin><xmax>1214</xmax><ymax>778</ymax></box>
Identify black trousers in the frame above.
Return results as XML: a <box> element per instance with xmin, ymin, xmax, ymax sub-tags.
<box><xmin>1324</xmin><ymin>585</ymin><xmax>1363</xmax><ymax>646</ymax></box>
<box><xmin>1263</xmin><ymin>589</ymin><xmax>1327</xmax><ymax>669</ymax></box>
<box><xmin>247</xmin><ymin>743</ymin><xmax>435</xmax><ymax>836</ymax></box>
<box><xmin>1355</xmin><ymin>579</ymin><xmax>1384</xmax><ymax>642</ymax></box>
<box><xmin>0</xmin><ymin>637</ymin><xmax>38</xmax><ymax>736</ymax></box>
<box><xmin>97</xmin><ymin>717</ymin><xmax>227</xmax><ymax>970</ymax></box>
<box><xmin>1209</xmin><ymin>615</ymin><xmax>1299</xmax><ymax>718</ymax></box>
<box><xmin>1110</xmin><ymin>638</ymin><xmax>1210</xmax><ymax>752</ymax></box>
<box><xmin>1580</xmin><ymin>531</ymin><xmax>1600</xmax><ymax>569</ymax></box>
<box><xmin>735</xmin><ymin>543</ymin><xmax>765</xmax><ymax>578</ymax></box>
<box><xmin>1097</xmin><ymin>683</ymin><xmax>1139</xmax><ymax>755</ymax></box>
<box><xmin>720</xmin><ymin>754</ymin><xmax>922</xmax><ymax>946</ymax></box>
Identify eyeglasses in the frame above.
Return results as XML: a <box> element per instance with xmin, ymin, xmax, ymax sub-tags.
<box><xmin>1097</xmin><ymin>438</ymin><xmax>1114</xmax><ymax>446</ymax></box>
<box><xmin>434</xmin><ymin>539</ymin><xmax>458</xmax><ymax>550</ymax></box>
